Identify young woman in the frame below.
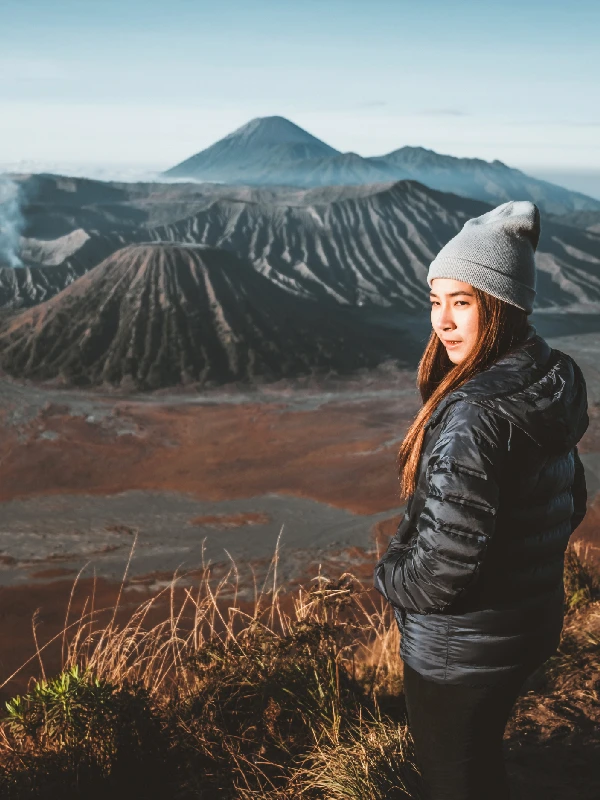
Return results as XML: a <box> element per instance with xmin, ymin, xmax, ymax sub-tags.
<box><xmin>374</xmin><ymin>200</ymin><xmax>588</xmax><ymax>800</ymax></box>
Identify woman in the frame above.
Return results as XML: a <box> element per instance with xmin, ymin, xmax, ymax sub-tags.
<box><xmin>374</xmin><ymin>200</ymin><xmax>588</xmax><ymax>800</ymax></box>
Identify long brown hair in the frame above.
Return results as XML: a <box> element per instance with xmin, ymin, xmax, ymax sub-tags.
<box><xmin>397</xmin><ymin>288</ymin><xmax>529</xmax><ymax>499</ymax></box>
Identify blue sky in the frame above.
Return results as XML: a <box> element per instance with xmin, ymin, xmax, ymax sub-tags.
<box><xmin>1</xmin><ymin>0</ymin><xmax>599</xmax><ymax>185</ymax></box>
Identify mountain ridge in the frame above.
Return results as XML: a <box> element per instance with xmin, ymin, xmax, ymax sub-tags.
<box><xmin>7</xmin><ymin>177</ymin><xmax>600</xmax><ymax>315</ymax></box>
<box><xmin>163</xmin><ymin>116</ymin><xmax>600</xmax><ymax>215</ymax></box>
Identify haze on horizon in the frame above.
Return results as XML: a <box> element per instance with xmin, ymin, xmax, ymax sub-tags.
<box><xmin>1</xmin><ymin>0</ymin><xmax>599</xmax><ymax>194</ymax></box>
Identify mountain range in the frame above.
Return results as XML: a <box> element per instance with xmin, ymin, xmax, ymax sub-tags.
<box><xmin>6</xmin><ymin>177</ymin><xmax>600</xmax><ymax>316</ymax></box>
<box><xmin>2</xmin><ymin>123</ymin><xmax>599</xmax><ymax>391</ymax></box>
<box><xmin>163</xmin><ymin>116</ymin><xmax>600</xmax><ymax>216</ymax></box>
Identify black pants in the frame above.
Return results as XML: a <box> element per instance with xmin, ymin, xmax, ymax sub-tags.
<box><xmin>403</xmin><ymin>661</ymin><xmax>533</xmax><ymax>800</ymax></box>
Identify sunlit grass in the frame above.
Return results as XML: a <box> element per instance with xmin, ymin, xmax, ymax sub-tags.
<box><xmin>0</xmin><ymin>533</ymin><xmax>596</xmax><ymax>798</ymax></box>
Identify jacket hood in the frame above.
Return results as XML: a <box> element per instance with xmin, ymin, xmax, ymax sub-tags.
<box><xmin>427</xmin><ymin>325</ymin><xmax>589</xmax><ymax>453</ymax></box>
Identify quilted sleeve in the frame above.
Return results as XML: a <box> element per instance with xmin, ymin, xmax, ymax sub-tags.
<box><xmin>374</xmin><ymin>401</ymin><xmax>509</xmax><ymax>614</ymax></box>
<box><xmin>571</xmin><ymin>445</ymin><xmax>587</xmax><ymax>532</ymax></box>
<box><xmin>374</xmin><ymin>516</ymin><xmax>412</xmax><ymax>601</ymax></box>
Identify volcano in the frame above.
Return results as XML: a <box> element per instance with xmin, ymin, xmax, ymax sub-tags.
<box><xmin>0</xmin><ymin>243</ymin><xmax>412</xmax><ymax>390</ymax></box>
<box><xmin>164</xmin><ymin>116</ymin><xmax>340</xmax><ymax>184</ymax></box>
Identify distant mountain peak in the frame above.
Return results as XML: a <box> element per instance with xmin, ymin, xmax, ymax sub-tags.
<box><xmin>164</xmin><ymin>115</ymin><xmax>339</xmax><ymax>181</ymax></box>
<box><xmin>384</xmin><ymin>145</ymin><xmax>462</xmax><ymax>164</ymax></box>
<box><xmin>395</xmin><ymin>145</ymin><xmax>436</xmax><ymax>154</ymax></box>
<box><xmin>224</xmin><ymin>116</ymin><xmax>324</xmax><ymax>147</ymax></box>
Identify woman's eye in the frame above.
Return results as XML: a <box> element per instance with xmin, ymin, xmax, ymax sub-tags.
<box><xmin>429</xmin><ymin>300</ymin><xmax>469</xmax><ymax>307</ymax></box>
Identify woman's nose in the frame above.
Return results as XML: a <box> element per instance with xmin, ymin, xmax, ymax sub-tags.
<box><xmin>438</xmin><ymin>305</ymin><xmax>456</xmax><ymax>330</ymax></box>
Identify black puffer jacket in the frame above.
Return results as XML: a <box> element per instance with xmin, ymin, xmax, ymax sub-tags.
<box><xmin>374</xmin><ymin>326</ymin><xmax>588</xmax><ymax>684</ymax></box>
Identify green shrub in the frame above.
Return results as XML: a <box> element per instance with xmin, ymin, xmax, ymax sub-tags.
<box><xmin>6</xmin><ymin>666</ymin><xmax>118</xmax><ymax>749</ymax></box>
<box><xmin>1</xmin><ymin>666</ymin><xmax>172</xmax><ymax>799</ymax></box>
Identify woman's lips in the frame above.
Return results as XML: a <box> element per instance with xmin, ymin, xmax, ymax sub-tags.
<box><xmin>443</xmin><ymin>340</ymin><xmax>463</xmax><ymax>349</ymax></box>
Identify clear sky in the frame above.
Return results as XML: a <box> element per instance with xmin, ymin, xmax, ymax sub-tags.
<box><xmin>1</xmin><ymin>0</ymin><xmax>599</xmax><ymax>182</ymax></box>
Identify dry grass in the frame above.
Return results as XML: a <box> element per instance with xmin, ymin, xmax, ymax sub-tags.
<box><xmin>0</xmin><ymin>534</ymin><xmax>597</xmax><ymax>799</ymax></box>
<box><xmin>0</xmin><ymin>530</ymin><xmax>415</xmax><ymax>798</ymax></box>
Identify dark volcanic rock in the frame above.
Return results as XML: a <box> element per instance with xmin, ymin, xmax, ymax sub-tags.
<box><xmin>0</xmin><ymin>243</ymin><xmax>413</xmax><ymax>390</ymax></box>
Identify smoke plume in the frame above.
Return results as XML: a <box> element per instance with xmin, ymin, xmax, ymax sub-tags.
<box><xmin>0</xmin><ymin>174</ymin><xmax>24</xmax><ymax>268</ymax></box>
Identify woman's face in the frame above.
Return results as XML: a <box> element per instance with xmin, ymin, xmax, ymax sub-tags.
<box><xmin>429</xmin><ymin>278</ymin><xmax>480</xmax><ymax>365</ymax></box>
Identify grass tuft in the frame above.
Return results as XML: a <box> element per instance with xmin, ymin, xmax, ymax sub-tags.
<box><xmin>564</xmin><ymin>540</ymin><xmax>600</xmax><ymax>611</ymax></box>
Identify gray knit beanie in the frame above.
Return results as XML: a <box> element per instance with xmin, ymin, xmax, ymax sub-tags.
<box><xmin>427</xmin><ymin>200</ymin><xmax>541</xmax><ymax>314</ymax></box>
